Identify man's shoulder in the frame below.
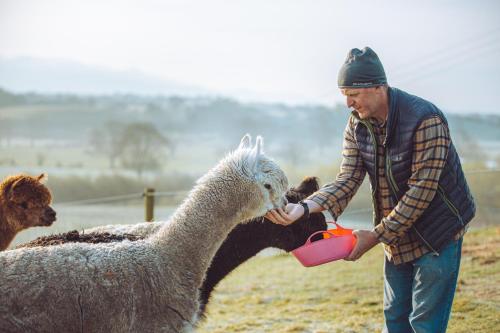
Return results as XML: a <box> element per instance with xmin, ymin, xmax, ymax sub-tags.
<box><xmin>393</xmin><ymin>87</ymin><xmax>433</xmax><ymax>109</ymax></box>
<box><xmin>392</xmin><ymin>87</ymin><xmax>447</xmax><ymax>123</ymax></box>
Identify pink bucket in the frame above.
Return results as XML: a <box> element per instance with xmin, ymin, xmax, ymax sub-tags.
<box><xmin>291</xmin><ymin>222</ymin><xmax>356</xmax><ymax>267</ymax></box>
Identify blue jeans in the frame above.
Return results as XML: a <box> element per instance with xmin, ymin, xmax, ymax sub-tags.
<box><xmin>383</xmin><ymin>238</ymin><xmax>463</xmax><ymax>333</ymax></box>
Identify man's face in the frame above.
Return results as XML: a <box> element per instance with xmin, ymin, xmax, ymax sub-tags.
<box><xmin>341</xmin><ymin>86</ymin><xmax>385</xmax><ymax>120</ymax></box>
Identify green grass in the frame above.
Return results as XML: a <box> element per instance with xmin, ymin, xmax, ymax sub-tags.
<box><xmin>197</xmin><ymin>226</ymin><xmax>500</xmax><ymax>333</ymax></box>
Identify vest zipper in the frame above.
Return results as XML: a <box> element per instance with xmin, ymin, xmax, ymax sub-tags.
<box><xmin>384</xmin><ymin>146</ymin><xmax>440</xmax><ymax>256</ymax></box>
<box><xmin>412</xmin><ymin>227</ymin><xmax>440</xmax><ymax>256</ymax></box>
<box><xmin>437</xmin><ymin>185</ymin><xmax>464</xmax><ymax>226</ymax></box>
<box><xmin>385</xmin><ymin>153</ymin><xmax>400</xmax><ymax>193</ymax></box>
<box><xmin>359</xmin><ymin>120</ymin><xmax>380</xmax><ymax>225</ymax></box>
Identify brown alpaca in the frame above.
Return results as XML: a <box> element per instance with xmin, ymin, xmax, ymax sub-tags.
<box><xmin>0</xmin><ymin>174</ymin><xmax>56</xmax><ymax>250</ymax></box>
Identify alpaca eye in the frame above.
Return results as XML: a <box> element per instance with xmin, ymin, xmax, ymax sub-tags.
<box><xmin>264</xmin><ymin>184</ymin><xmax>272</xmax><ymax>190</ymax></box>
<box><xmin>19</xmin><ymin>202</ymin><xmax>28</xmax><ymax>209</ymax></box>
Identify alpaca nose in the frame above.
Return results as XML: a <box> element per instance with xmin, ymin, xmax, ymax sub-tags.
<box><xmin>46</xmin><ymin>207</ymin><xmax>56</xmax><ymax>219</ymax></box>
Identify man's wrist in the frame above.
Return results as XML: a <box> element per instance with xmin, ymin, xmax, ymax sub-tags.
<box><xmin>373</xmin><ymin>221</ymin><xmax>396</xmax><ymax>246</ymax></box>
<box><xmin>301</xmin><ymin>199</ymin><xmax>324</xmax><ymax>213</ymax></box>
<box><xmin>368</xmin><ymin>230</ymin><xmax>381</xmax><ymax>244</ymax></box>
<box><xmin>299</xmin><ymin>201</ymin><xmax>310</xmax><ymax>220</ymax></box>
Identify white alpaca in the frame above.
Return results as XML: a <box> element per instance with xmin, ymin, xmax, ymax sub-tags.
<box><xmin>0</xmin><ymin>135</ymin><xmax>288</xmax><ymax>333</ymax></box>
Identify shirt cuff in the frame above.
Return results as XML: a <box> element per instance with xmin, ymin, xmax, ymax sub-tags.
<box><xmin>306</xmin><ymin>192</ymin><xmax>339</xmax><ymax>220</ymax></box>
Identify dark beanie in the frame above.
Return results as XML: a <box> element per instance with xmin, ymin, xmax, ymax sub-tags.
<box><xmin>338</xmin><ymin>47</ymin><xmax>387</xmax><ymax>88</ymax></box>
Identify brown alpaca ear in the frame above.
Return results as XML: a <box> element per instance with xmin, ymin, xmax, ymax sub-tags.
<box><xmin>7</xmin><ymin>177</ymin><xmax>25</xmax><ymax>202</ymax></box>
<box><xmin>37</xmin><ymin>173</ymin><xmax>48</xmax><ymax>183</ymax></box>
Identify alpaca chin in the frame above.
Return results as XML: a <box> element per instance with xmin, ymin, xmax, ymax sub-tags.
<box><xmin>266</xmin><ymin>199</ymin><xmax>286</xmax><ymax>212</ymax></box>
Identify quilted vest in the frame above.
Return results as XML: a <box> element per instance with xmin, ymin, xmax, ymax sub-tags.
<box><xmin>352</xmin><ymin>87</ymin><xmax>475</xmax><ymax>253</ymax></box>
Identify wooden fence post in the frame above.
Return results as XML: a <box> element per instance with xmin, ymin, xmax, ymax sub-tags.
<box><xmin>144</xmin><ymin>188</ymin><xmax>155</xmax><ymax>222</ymax></box>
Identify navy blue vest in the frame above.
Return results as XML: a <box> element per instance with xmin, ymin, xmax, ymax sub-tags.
<box><xmin>352</xmin><ymin>87</ymin><xmax>475</xmax><ymax>253</ymax></box>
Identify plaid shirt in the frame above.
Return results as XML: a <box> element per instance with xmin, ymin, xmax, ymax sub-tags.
<box><xmin>308</xmin><ymin>115</ymin><xmax>466</xmax><ymax>264</ymax></box>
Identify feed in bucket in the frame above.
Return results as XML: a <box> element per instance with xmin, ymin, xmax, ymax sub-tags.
<box><xmin>291</xmin><ymin>221</ymin><xmax>356</xmax><ymax>267</ymax></box>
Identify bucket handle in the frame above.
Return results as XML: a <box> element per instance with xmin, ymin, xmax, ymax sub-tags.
<box><xmin>326</xmin><ymin>221</ymin><xmax>348</xmax><ymax>230</ymax></box>
<box><xmin>305</xmin><ymin>230</ymin><xmax>337</xmax><ymax>244</ymax></box>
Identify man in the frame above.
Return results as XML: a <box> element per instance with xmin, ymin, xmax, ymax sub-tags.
<box><xmin>266</xmin><ymin>47</ymin><xmax>475</xmax><ymax>333</ymax></box>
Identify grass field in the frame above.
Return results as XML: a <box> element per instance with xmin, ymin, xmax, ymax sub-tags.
<box><xmin>197</xmin><ymin>226</ymin><xmax>500</xmax><ymax>333</ymax></box>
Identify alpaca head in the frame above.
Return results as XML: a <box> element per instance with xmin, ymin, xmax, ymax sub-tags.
<box><xmin>0</xmin><ymin>173</ymin><xmax>57</xmax><ymax>230</ymax></box>
<box><xmin>278</xmin><ymin>177</ymin><xmax>327</xmax><ymax>251</ymax></box>
<box><xmin>207</xmin><ymin>134</ymin><xmax>288</xmax><ymax>220</ymax></box>
<box><xmin>239</xmin><ymin>134</ymin><xmax>288</xmax><ymax>216</ymax></box>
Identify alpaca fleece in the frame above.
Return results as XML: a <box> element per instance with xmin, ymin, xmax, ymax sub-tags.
<box><xmin>0</xmin><ymin>135</ymin><xmax>288</xmax><ymax>333</ymax></box>
<box><xmin>17</xmin><ymin>177</ymin><xmax>327</xmax><ymax>319</ymax></box>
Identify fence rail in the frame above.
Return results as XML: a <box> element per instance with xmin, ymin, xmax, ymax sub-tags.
<box><xmin>56</xmin><ymin>189</ymin><xmax>189</xmax><ymax>221</ymax></box>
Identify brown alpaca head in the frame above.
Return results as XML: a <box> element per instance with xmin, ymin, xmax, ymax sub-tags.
<box><xmin>1</xmin><ymin>173</ymin><xmax>57</xmax><ymax>230</ymax></box>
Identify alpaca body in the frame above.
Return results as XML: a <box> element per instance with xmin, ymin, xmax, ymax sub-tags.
<box><xmin>1</xmin><ymin>240</ymin><xmax>197</xmax><ymax>332</ymax></box>
<box><xmin>0</xmin><ymin>136</ymin><xmax>288</xmax><ymax>332</ymax></box>
<box><xmin>17</xmin><ymin>177</ymin><xmax>326</xmax><ymax>321</ymax></box>
<box><xmin>0</xmin><ymin>210</ymin><xmax>18</xmax><ymax>251</ymax></box>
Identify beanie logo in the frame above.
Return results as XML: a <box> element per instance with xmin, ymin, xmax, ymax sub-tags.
<box><xmin>352</xmin><ymin>82</ymin><xmax>373</xmax><ymax>86</ymax></box>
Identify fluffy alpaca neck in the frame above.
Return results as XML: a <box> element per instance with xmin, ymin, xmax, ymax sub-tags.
<box><xmin>198</xmin><ymin>221</ymin><xmax>279</xmax><ymax>310</ymax></box>
<box><xmin>0</xmin><ymin>206</ymin><xmax>17</xmax><ymax>251</ymax></box>
<box><xmin>150</xmin><ymin>169</ymin><xmax>259</xmax><ymax>288</ymax></box>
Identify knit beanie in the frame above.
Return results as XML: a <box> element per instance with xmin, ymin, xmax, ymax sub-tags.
<box><xmin>338</xmin><ymin>47</ymin><xmax>387</xmax><ymax>88</ymax></box>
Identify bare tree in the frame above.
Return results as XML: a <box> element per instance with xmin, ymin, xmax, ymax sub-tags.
<box><xmin>0</xmin><ymin>117</ymin><xmax>13</xmax><ymax>147</ymax></box>
<box><xmin>88</xmin><ymin>121</ymin><xmax>126</xmax><ymax>169</ymax></box>
<box><xmin>119</xmin><ymin>122</ymin><xmax>170</xmax><ymax>177</ymax></box>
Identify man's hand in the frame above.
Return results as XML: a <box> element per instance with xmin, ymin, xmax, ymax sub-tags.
<box><xmin>265</xmin><ymin>203</ymin><xmax>304</xmax><ymax>226</ymax></box>
<box><xmin>344</xmin><ymin>229</ymin><xmax>380</xmax><ymax>261</ymax></box>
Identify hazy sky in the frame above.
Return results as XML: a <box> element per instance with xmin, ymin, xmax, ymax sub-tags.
<box><xmin>1</xmin><ymin>0</ymin><xmax>499</xmax><ymax>113</ymax></box>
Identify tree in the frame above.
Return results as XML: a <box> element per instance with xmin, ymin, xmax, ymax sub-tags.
<box><xmin>88</xmin><ymin>121</ymin><xmax>126</xmax><ymax>169</ymax></box>
<box><xmin>0</xmin><ymin>117</ymin><xmax>12</xmax><ymax>147</ymax></box>
<box><xmin>119</xmin><ymin>122</ymin><xmax>170</xmax><ymax>177</ymax></box>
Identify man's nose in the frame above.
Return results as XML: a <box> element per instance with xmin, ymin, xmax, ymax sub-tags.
<box><xmin>346</xmin><ymin>96</ymin><xmax>354</xmax><ymax>108</ymax></box>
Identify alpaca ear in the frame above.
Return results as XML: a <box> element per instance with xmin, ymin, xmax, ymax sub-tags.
<box><xmin>238</xmin><ymin>134</ymin><xmax>252</xmax><ymax>150</ymax></box>
<box><xmin>37</xmin><ymin>173</ymin><xmax>48</xmax><ymax>183</ymax></box>
<box><xmin>249</xmin><ymin>136</ymin><xmax>264</xmax><ymax>172</ymax></box>
<box><xmin>8</xmin><ymin>177</ymin><xmax>25</xmax><ymax>201</ymax></box>
<box><xmin>255</xmin><ymin>136</ymin><xmax>264</xmax><ymax>155</ymax></box>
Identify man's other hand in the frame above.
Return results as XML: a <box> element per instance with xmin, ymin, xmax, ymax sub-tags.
<box><xmin>344</xmin><ymin>229</ymin><xmax>380</xmax><ymax>261</ymax></box>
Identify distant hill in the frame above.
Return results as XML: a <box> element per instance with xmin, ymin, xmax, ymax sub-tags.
<box><xmin>0</xmin><ymin>57</ymin><xmax>210</xmax><ymax>97</ymax></box>
<box><xmin>0</xmin><ymin>88</ymin><xmax>499</xmax><ymax>163</ymax></box>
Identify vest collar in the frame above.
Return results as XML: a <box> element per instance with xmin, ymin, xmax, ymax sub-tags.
<box><xmin>384</xmin><ymin>87</ymin><xmax>399</xmax><ymax>147</ymax></box>
<box><xmin>351</xmin><ymin>87</ymin><xmax>397</xmax><ymax>144</ymax></box>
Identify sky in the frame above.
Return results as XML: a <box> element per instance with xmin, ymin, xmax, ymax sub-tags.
<box><xmin>1</xmin><ymin>0</ymin><xmax>499</xmax><ymax>113</ymax></box>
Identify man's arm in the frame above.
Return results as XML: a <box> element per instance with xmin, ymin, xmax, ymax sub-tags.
<box><xmin>266</xmin><ymin>117</ymin><xmax>366</xmax><ymax>225</ymax></box>
<box><xmin>307</xmin><ymin>117</ymin><xmax>366</xmax><ymax>218</ymax></box>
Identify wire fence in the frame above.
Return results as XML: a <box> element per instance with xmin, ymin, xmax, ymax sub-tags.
<box><xmin>56</xmin><ymin>190</ymin><xmax>189</xmax><ymax>207</ymax></box>
<box><xmin>52</xmin><ymin>168</ymin><xmax>500</xmax><ymax>222</ymax></box>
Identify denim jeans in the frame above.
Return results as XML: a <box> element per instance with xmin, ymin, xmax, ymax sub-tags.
<box><xmin>382</xmin><ymin>238</ymin><xmax>463</xmax><ymax>333</ymax></box>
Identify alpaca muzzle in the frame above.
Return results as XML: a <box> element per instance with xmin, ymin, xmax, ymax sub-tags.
<box><xmin>280</xmin><ymin>196</ymin><xmax>288</xmax><ymax>210</ymax></box>
<box><xmin>42</xmin><ymin>207</ymin><xmax>57</xmax><ymax>225</ymax></box>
